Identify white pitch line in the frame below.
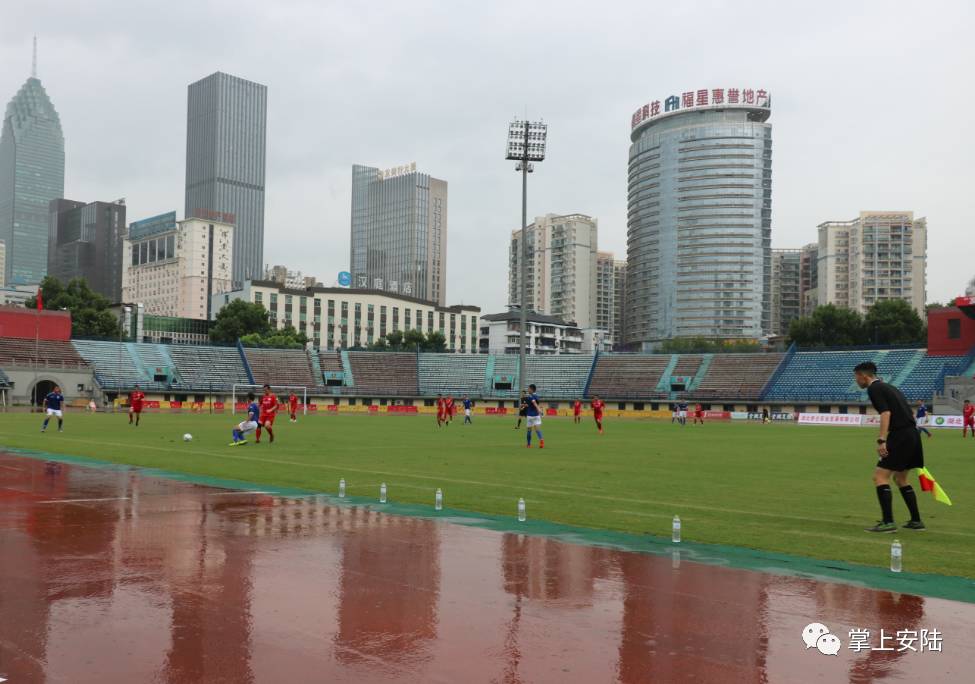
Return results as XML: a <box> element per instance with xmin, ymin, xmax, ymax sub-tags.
<box><xmin>37</xmin><ymin>497</ymin><xmax>130</xmax><ymax>504</ymax></box>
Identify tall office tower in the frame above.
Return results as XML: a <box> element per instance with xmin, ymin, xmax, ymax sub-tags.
<box><xmin>350</xmin><ymin>163</ymin><xmax>447</xmax><ymax>306</ymax></box>
<box><xmin>509</xmin><ymin>213</ymin><xmax>598</xmax><ymax>329</ymax></box>
<box><xmin>625</xmin><ymin>86</ymin><xmax>772</xmax><ymax>349</ymax></box>
<box><xmin>185</xmin><ymin>72</ymin><xmax>266</xmax><ymax>287</ymax></box>
<box><xmin>817</xmin><ymin>211</ymin><xmax>927</xmax><ymax>314</ymax></box>
<box><xmin>0</xmin><ymin>42</ymin><xmax>65</xmax><ymax>286</ymax></box>
<box><xmin>770</xmin><ymin>249</ymin><xmax>801</xmax><ymax>336</ymax></box>
<box><xmin>48</xmin><ymin>198</ymin><xmax>127</xmax><ymax>301</ymax></box>
<box><xmin>799</xmin><ymin>242</ymin><xmax>819</xmax><ymax>315</ymax></box>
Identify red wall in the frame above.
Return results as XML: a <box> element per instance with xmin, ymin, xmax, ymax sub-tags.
<box><xmin>0</xmin><ymin>306</ymin><xmax>72</xmax><ymax>341</ymax></box>
<box><xmin>927</xmin><ymin>306</ymin><xmax>975</xmax><ymax>355</ymax></box>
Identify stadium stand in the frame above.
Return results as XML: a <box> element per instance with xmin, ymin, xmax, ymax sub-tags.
<box><xmin>418</xmin><ymin>353</ymin><xmax>489</xmax><ymax>397</ymax></box>
<box><xmin>319</xmin><ymin>351</ymin><xmax>344</xmax><ymax>373</ymax></box>
<box><xmin>244</xmin><ymin>348</ymin><xmax>318</xmax><ymax>388</ymax></box>
<box><xmin>0</xmin><ymin>337</ymin><xmax>88</xmax><ymax>368</ymax></box>
<box><xmin>490</xmin><ymin>355</ymin><xmax>520</xmax><ymax>397</ymax></box>
<box><xmin>525</xmin><ymin>355</ymin><xmax>593</xmax><ymax>399</ymax></box>
<box><xmin>695</xmin><ymin>353</ymin><xmax>784</xmax><ymax>400</ymax></box>
<box><xmin>899</xmin><ymin>354</ymin><xmax>973</xmax><ymax>400</ymax></box>
<box><xmin>71</xmin><ymin>340</ymin><xmax>166</xmax><ymax>390</ymax></box>
<box><xmin>168</xmin><ymin>345</ymin><xmax>251</xmax><ymax>391</ymax></box>
<box><xmin>671</xmin><ymin>355</ymin><xmax>703</xmax><ymax>379</ymax></box>
<box><xmin>587</xmin><ymin>354</ymin><xmax>671</xmax><ymax>399</ymax></box>
<box><xmin>347</xmin><ymin>351</ymin><xmax>418</xmax><ymax>395</ymax></box>
<box><xmin>761</xmin><ymin>349</ymin><xmax>925</xmax><ymax>402</ymax></box>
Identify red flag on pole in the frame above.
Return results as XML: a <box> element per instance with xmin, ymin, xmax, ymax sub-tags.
<box><xmin>36</xmin><ymin>288</ymin><xmax>43</xmax><ymax>311</ymax></box>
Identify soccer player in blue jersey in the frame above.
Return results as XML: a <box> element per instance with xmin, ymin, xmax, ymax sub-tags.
<box><xmin>41</xmin><ymin>385</ymin><xmax>66</xmax><ymax>432</ymax></box>
<box><xmin>677</xmin><ymin>401</ymin><xmax>688</xmax><ymax>426</ymax></box>
<box><xmin>524</xmin><ymin>384</ymin><xmax>544</xmax><ymax>449</ymax></box>
<box><xmin>229</xmin><ymin>392</ymin><xmax>260</xmax><ymax>446</ymax></box>
<box><xmin>463</xmin><ymin>395</ymin><xmax>473</xmax><ymax>424</ymax></box>
<box><xmin>915</xmin><ymin>402</ymin><xmax>932</xmax><ymax>439</ymax></box>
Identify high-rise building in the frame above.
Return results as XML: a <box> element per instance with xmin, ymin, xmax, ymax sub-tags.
<box><xmin>122</xmin><ymin>212</ymin><xmax>234</xmax><ymax>320</ymax></box>
<box><xmin>624</xmin><ymin>86</ymin><xmax>772</xmax><ymax>349</ymax></box>
<box><xmin>185</xmin><ymin>72</ymin><xmax>266</xmax><ymax>287</ymax></box>
<box><xmin>817</xmin><ymin>211</ymin><xmax>927</xmax><ymax>314</ymax></box>
<box><xmin>799</xmin><ymin>242</ymin><xmax>819</xmax><ymax>315</ymax></box>
<box><xmin>770</xmin><ymin>249</ymin><xmax>801</xmax><ymax>336</ymax></box>
<box><xmin>350</xmin><ymin>163</ymin><xmax>447</xmax><ymax>306</ymax></box>
<box><xmin>613</xmin><ymin>259</ymin><xmax>627</xmax><ymax>349</ymax></box>
<box><xmin>509</xmin><ymin>213</ymin><xmax>598</xmax><ymax>330</ymax></box>
<box><xmin>596</xmin><ymin>251</ymin><xmax>616</xmax><ymax>342</ymax></box>
<box><xmin>0</xmin><ymin>47</ymin><xmax>64</xmax><ymax>286</ymax></box>
<box><xmin>48</xmin><ymin>198</ymin><xmax>127</xmax><ymax>301</ymax></box>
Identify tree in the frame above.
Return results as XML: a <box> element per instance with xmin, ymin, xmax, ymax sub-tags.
<box><xmin>25</xmin><ymin>276</ymin><xmax>119</xmax><ymax>338</ymax></box>
<box><xmin>787</xmin><ymin>304</ymin><xmax>866</xmax><ymax>347</ymax></box>
<box><xmin>424</xmin><ymin>330</ymin><xmax>447</xmax><ymax>352</ymax></box>
<box><xmin>864</xmin><ymin>299</ymin><xmax>925</xmax><ymax>345</ymax></box>
<box><xmin>209</xmin><ymin>299</ymin><xmax>271</xmax><ymax>343</ymax></box>
<box><xmin>240</xmin><ymin>324</ymin><xmax>309</xmax><ymax>349</ymax></box>
<box><xmin>403</xmin><ymin>329</ymin><xmax>426</xmax><ymax>349</ymax></box>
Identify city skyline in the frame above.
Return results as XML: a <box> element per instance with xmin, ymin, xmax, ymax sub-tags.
<box><xmin>1</xmin><ymin>2</ymin><xmax>971</xmax><ymax>314</ymax></box>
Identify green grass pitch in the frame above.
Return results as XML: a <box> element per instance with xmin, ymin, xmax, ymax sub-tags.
<box><xmin>1</xmin><ymin>411</ymin><xmax>972</xmax><ymax>578</ymax></box>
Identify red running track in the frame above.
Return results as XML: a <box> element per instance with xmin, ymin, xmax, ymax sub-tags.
<box><xmin>1</xmin><ymin>452</ymin><xmax>972</xmax><ymax>683</ymax></box>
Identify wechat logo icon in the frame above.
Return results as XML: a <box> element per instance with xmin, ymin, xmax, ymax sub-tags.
<box><xmin>802</xmin><ymin>623</ymin><xmax>842</xmax><ymax>655</ymax></box>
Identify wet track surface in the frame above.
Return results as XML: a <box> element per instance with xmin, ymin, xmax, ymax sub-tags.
<box><xmin>1</xmin><ymin>451</ymin><xmax>973</xmax><ymax>683</ymax></box>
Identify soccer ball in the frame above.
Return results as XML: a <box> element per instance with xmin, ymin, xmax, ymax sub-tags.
<box><xmin>183</xmin><ymin>433</ymin><xmax>193</xmax><ymax>442</ymax></box>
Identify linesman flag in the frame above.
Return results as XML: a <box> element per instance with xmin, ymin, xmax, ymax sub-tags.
<box><xmin>915</xmin><ymin>467</ymin><xmax>952</xmax><ymax>506</ymax></box>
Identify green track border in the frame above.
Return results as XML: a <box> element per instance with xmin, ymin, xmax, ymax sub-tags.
<box><xmin>5</xmin><ymin>446</ymin><xmax>975</xmax><ymax>604</ymax></box>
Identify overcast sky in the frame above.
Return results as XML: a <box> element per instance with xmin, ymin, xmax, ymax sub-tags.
<box><xmin>2</xmin><ymin>0</ymin><xmax>972</xmax><ymax>312</ymax></box>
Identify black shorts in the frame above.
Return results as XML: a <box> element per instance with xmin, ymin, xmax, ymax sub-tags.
<box><xmin>519</xmin><ymin>409</ymin><xmax>527</xmax><ymax>417</ymax></box>
<box><xmin>878</xmin><ymin>427</ymin><xmax>925</xmax><ymax>472</ymax></box>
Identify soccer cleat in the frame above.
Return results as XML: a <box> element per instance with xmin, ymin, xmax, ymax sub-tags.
<box><xmin>864</xmin><ymin>521</ymin><xmax>897</xmax><ymax>533</ymax></box>
<box><xmin>902</xmin><ymin>520</ymin><xmax>926</xmax><ymax>530</ymax></box>
<box><xmin>539</xmin><ymin>440</ymin><xmax>544</xmax><ymax>449</ymax></box>
<box><xmin>526</xmin><ymin>443</ymin><xmax>531</xmax><ymax>448</ymax></box>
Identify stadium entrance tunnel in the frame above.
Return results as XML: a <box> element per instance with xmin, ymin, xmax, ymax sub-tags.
<box><xmin>30</xmin><ymin>379</ymin><xmax>57</xmax><ymax>406</ymax></box>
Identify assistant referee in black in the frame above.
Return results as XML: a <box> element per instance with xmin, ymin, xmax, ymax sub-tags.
<box><xmin>854</xmin><ymin>361</ymin><xmax>925</xmax><ymax>532</ymax></box>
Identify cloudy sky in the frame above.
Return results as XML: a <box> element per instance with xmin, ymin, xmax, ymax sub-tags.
<box><xmin>2</xmin><ymin>0</ymin><xmax>972</xmax><ymax>311</ymax></box>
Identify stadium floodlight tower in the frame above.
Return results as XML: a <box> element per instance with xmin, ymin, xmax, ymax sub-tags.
<box><xmin>505</xmin><ymin>119</ymin><xmax>547</xmax><ymax>392</ymax></box>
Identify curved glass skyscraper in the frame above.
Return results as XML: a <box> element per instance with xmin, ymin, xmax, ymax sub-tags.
<box><xmin>624</xmin><ymin>88</ymin><xmax>771</xmax><ymax>349</ymax></box>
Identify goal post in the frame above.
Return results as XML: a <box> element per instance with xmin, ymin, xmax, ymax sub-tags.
<box><xmin>231</xmin><ymin>384</ymin><xmax>310</xmax><ymax>416</ymax></box>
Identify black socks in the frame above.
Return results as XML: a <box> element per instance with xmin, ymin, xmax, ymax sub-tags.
<box><xmin>899</xmin><ymin>485</ymin><xmax>921</xmax><ymax>523</ymax></box>
<box><xmin>876</xmin><ymin>484</ymin><xmax>894</xmax><ymax>524</ymax></box>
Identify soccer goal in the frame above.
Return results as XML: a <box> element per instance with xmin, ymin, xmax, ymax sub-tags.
<box><xmin>231</xmin><ymin>384</ymin><xmax>310</xmax><ymax>416</ymax></box>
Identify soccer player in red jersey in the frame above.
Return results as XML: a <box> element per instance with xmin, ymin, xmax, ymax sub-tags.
<box><xmin>289</xmin><ymin>392</ymin><xmax>299</xmax><ymax>422</ymax></box>
<box><xmin>591</xmin><ymin>395</ymin><xmax>605</xmax><ymax>434</ymax></box>
<box><xmin>128</xmin><ymin>384</ymin><xmax>145</xmax><ymax>426</ymax></box>
<box><xmin>446</xmin><ymin>395</ymin><xmax>455</xmax><ymax>425</ymax></box>
<box><xmin>573</xmin><ymin>399</ymin><xmax>582</xmax><ymax>424</ymax></box>
<box><xmin>255</xmin><ymin>384</ymin><xmax>278</xmax><ymax>443</ymax></box>
<box><xmin>693</xmin><ymin>403</ymin><xmax>704</xmax><ymax>425</ymax></box>
<box><xmin>964</xmin><ymin>400</ymin><xmax>975</xmax><ymax>438</ymax></box>
<box><xmin>436</xmin><ymin>394</ymin><xmax>446</xmax><ymax>427</ymax></box>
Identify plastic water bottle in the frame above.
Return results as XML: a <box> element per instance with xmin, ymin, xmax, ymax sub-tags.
<box><xmin>379</xmin><ymin>482</ymin><xmax>387</xmax><ymax>504</ymax></box>
<box><xmin>435</xmin><ymin>488</ymin><xmax>443</xmax><ymax>511</ymax></box>
<box><xmin>517</xmin><ymin>498</ymin><xmax>527</xmax><ymax>522</ymax></box>
<box><xmin>672</xmin><ymin>515</ymin><xmax>682</xmax><ymax>543</ymax></box>
<box><xmin>891</xmin><ymin>539</ymin><xmax>902</xmax><ymax>573</ymax></box>
<box><xmin>338</xmin><ymin>478</ymin><xmax>346</xmax><ymax>498</ymax></box>
<box><xmin>671</xmin><ymin>548</ymin><xmax>681</xmax><ymax>569</ymax></box>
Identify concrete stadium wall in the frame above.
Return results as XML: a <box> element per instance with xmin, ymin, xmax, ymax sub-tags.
<box><xmin>3</xmin><ymin>366</ymin><xmax>97</xmax><ymax>406</ymax></box>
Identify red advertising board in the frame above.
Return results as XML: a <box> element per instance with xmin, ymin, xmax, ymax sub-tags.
<box><xmin>326</xmin><ymin>404</ymin><xmax>339</xmax><ymax>412</ymax></box>
<box><xmin>703</xmin><ymin>411</ymin><xmax>731</xmax><ymax>420</ymax></box>
<box><xmin>168</xmin><ymin>401</ymin><xmax>182</xmax><ymax>410</ymax></box>
<box><xmin>214</xmin><ymin>402</ymin><xmax>225</xmax><ymax>412</ymax></box>
<box><xmin>486</xmin><ymin>407</ymin><xmax>509</xmax><ymax>415</ymax></box>
<box><xmin>368</xmin><ymin>405</ymin><xmax>379</xmax><ymax>413</ymax></box>
<box><xmin>387</xmin><ymin>405</ymin><xmax>418</xmax><ymax>413</ymax></box>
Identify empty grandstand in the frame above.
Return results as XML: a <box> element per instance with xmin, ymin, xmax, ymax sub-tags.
<box><xmin>418</xmin><ymin>354</ymin><xmax>489</xmax><ymax>397</ymax></box>
<box><xmin>167</xmin><ymin>345</ymin><xmax>251</xmax><ymax>391</ymax></box>
<box><xmin>0</xmin><ymin>338</ymin><xmax>88</xmax><ymax>369</ymax></box>
<box><xmin>697</xmin><ymin>353</ymin><xmax>784</xmax><ymax>400</ymax></box>
<box><xmin>244</xmin><ymin>348</ymin><xmax>318</xmax><ymax>389</ymax></box>
<box><xmin>587</xmin><ymin>354</ymin><xmax>670</xmax><ymax>400</ymax></box>
<box><xmin>347</xmin><ymin>351</ymin><xmax>418</xmax><ymax>396</ymax></box>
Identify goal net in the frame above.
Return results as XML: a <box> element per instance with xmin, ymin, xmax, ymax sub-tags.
<box><xmin>231</xmin><ymin>384</ymin><xmax>310</xmax><ymax>415</ymax></box>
